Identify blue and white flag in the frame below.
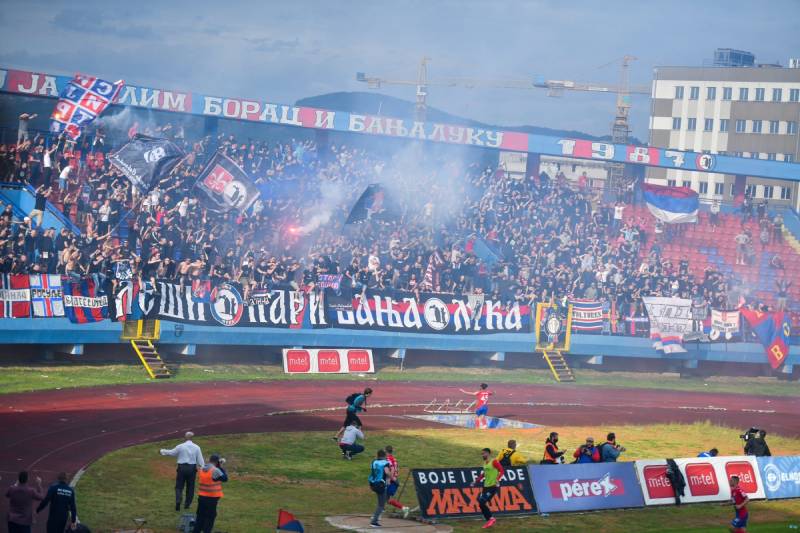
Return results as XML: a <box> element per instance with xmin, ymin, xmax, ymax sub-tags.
<box><xmin>643</xmin><ymin>183</ymin><xmax>699</xmax><ymax>224</ymax></box>
<box><xmin>569</xmin><ymin>299</ymin><xmax>603</xmax><ymax>332</ymax></box>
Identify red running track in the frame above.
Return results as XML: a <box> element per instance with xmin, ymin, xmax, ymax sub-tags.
<box><xmin>1</xmin><ymin>380</ymin><xmax>798</xmax><ymax>531</ymax></box>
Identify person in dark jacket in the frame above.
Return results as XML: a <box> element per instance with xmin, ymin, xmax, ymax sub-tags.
<box><xmin>541</xmin><ymin>432</ymin><xmax>564</xmax><ymax>464</ymax></box>
<box><xmin>599</xmin><ymin>432</ymin><xmax>626</xmax><ymax>462</ymax></box>
<box><xmin>744</xmin><ymin>430</ymin><xmax>771</xmax><ymax>457</ymax></box>
<box><xmin>6</xmin><ymin>471</ymin><xmax>44</xmax><ymax>533</ymax></box>
<box><xmin>665</xmin><ymin>459</ymin><xmax>686</xmax><ymax>505</ymax></box>
<box><xmin>36</xmin><ymin>472</ymin><xmax>77</xmax><ymax>533</ymax></box>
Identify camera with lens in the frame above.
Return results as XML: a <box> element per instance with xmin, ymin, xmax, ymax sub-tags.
<box><xmin>740</xmin><ymin>427</ymin><xmax>760</xmax><ymax>441</ymax></box>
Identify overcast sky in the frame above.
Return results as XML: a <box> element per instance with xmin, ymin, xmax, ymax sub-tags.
<box><xmin>1</xmin><ymin>0</ymin><xmax>798</xmax><ymax>138</ymax></box>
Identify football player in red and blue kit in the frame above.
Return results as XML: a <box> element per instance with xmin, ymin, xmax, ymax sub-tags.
<box><xmin>460</xmin><ymin>383</ymin><xmax>492</xmax><ymax>429</ymax></box>
<box><xmin>728</xmin><ymin>475</ymin><xmax>749</xmax><ymax>533</ymax></box>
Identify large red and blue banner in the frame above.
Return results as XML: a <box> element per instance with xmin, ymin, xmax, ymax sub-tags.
<box><xmin>4</xmin><ymin>67</ymin><xmax>800</xmax><ymax>182</ymax></box>
<box><xmin>740</xmin><ymin>308</ymin><xmax>791</xmax><ymax>369</ymax></box>
<box><xmin>63</xmin><ymin>277</ymin><xmax>108</xmax><ymax>324</ymax></box>
<box><xmin>643</xmin><ymin>183</ymin><xmax>699</xmax><ymax>224</ymax></box>
<box><xmin>0</xmin><ymin>274</ymin><xmax>31</xmax><ymax>318</ymax></box>
<box><xmin>49</xmin><ymin>74</ymin><xmax>123</xmax><ymax>139</ymax></box>
<box><xmin>528</xmin><ymin>462</ymin><xmax>644</xmax><ymax>513</ymax></box>
<box><xmin>29</xmin><ymin>274</ymin><xmax>64</xmax><ymax>318</ymax></box>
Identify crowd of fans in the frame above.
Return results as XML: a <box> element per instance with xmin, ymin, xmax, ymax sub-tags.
<box><xmin>0</xmin><ymin>115</ymin><xmax>793</xmax><ymax>332</ymax></box>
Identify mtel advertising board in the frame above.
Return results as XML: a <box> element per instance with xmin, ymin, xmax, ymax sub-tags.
<box><xmin>282</xmin><ymin>348</ymin><xmax>374</xmax><ymax>374</ymax></box>
<box><xmin>635</xmin><ymin>456</ymin><xmax>765</xmax><ymax>505</ymax></box>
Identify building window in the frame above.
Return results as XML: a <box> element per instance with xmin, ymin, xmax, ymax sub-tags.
<box><xmin>764</xmin><ymin>185</ymin><xmax>774</xmax><ymax>199</ymax></box>
<box><xmin>745</xmin><ymin>184</ymin><xmax>756</xmax><ymax>197</ymax></box>
<box><xmin>739</xmin><ymin>87</ymin><xmax>749</xmax><ymax>101</ymax></box>
<box><xmin>667</xmin><ymin>179</ymin><xmax>677</xmax><ymax>187</ymax></box>
<box><xmin>672</xmin><ymin>117</ymin><xmax>682</xmax><ymax>130</ymax></box>
<box><xmin>704</xmin><ymin>118</ymin><xmax>714</xmax><ymax>132</ymax></box>
<box><xmin>699</xmin><ymin>181</ymin><xmax>709</xmax><ymax>194</ymax></box>
<box><xmin>755</xmin><ymin>88</ymin><xmax>765</xmax><ymax>101</ymax></box>
<box><xmin>781</xmin><ymin>187</ymin><xmax>792</xmax><ymax>200</ymax></box>
<box><xmin>735</xmin><ymin>119</ymin><xmax>746</xmax><ymax>132</ymax></box>
<box><xmin>720</xmin><ymin>119</ymin><xmax>729</xmax><ymax>132</ymax></box>
<box><xmin>791</xmin><ymin>88</ymin><xmax>800</xmax><ymax>102</ymax></box>
<box><xmin>687</xmin><ymin>118</ymin><xmax>697</xmax><ymax>131</ymax></box>
<box><xmin>752</xmin><ymin>120</ymin><xmax>762</xmax><ymax>133</ymax></box>
<box><xmin>706</xmin><ymin>87</ymin><xmax>716</xmax><ymax>100</ymax></box>
<box><xmin>772</xmin><ymin>88</ymin><xmax>782</xmax><ymax>102</ymax></box>
<box><xmin>689</xmin><ymin>86</ymin><xmax>700</xmax><ymax>100</ymax></box>
<box><xmin>786</xmin><ymin>154</ymin><xmax>795</xmax><ymax>163</ymax></box>
<box><xmin>722</xmin><ymin>87</ymin><xmax>733</xmax><ymax>100</ymax></box>
<box><xmin>714</xmin><ymin>182</ymin><xmax>725</xmax><ymax>195</ymax></box>
<box><xmin>750</xmin><ymin>152</ymin><xmax>759</xmax><ymax>159</ymax></box>
<box><xmin>675</xmin><ymin>86</ymin><xmax>684</xmax><ymax>99</ymax></box>
<box><xmin>769</xmin><ymin>120</ymin><xmax>780</xmax><ymax>134</ymax></box>
<box><xmin>732</xmin><ymin>151</ymin><xmax>743</xmax><ymax>157</ymax></box>
<box><xmin>682</xmin><ymin>180</ymin><xmax>691</xmax><ymax>188</ymax></box>
<box><xmin>788</xmin><ymin>121</ymin><xmax>798</xmax><ymax>135</ymax></box>
<box><xmin>767</xmin><ymin>153</ymin><xmax>777</xmax><ymax>161</ymax></box>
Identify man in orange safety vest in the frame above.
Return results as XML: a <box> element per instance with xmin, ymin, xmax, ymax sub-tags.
<box><xmin>193</xmin><ymin>454</ymin><xmax>228</xmax><ymax>533</ymax></box>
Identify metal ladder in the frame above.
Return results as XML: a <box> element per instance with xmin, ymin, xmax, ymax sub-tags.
<box><xmin>542</xmin><ymin>350</ymin><xmax>575</xmax><ymax>382</ymax></box>
<box><xmin>131</xmin><ymin>339</ymin><xmax>171</xmax><ymax>379</ymax></box>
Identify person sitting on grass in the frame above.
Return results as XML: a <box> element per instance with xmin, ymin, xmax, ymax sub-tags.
<box><xmin>338</xmin><ymin>422</ymin><xmax>365</xmax><ymax>460</ymax></box>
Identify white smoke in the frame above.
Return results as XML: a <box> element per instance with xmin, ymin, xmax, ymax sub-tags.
<box><xmin>297</xmin><ymin>178</ymin><xmax>348</xmax><ymax>234</ymax></box>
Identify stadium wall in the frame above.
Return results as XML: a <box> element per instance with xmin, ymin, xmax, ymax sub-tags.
<box><xmin>0</xmin><ymin>319</ymin><xmax>796</xmax><ymax>374</ymax></box>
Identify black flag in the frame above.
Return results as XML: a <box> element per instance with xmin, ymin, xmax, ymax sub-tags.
<box><xmin>345</xmin><ymin>184</ymin><xmax>392</xmax><ymax>224</ymax></box>
<box><xmin>195</xmin><ymin>152</ymin><xmax>260</xmax><ymax>213</ymax></box>
<box><xmin>109</xmin><ymin>134</ymin><xmax>184</xmax><ymax>191</ymax></box>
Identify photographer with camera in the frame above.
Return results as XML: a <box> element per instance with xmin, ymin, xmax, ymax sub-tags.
<box><xmin>743</xmin><ymin>428</ymin><xmax>771</xmax><ymax>457</ymax></box>
<box><xmin>572</xmin><ymin>437</ymin><xmax>601</xmax><ymax>464</ymax></box>
<box><xmin>599</xmin><ymin>432</ymin><xmax>626</xmax><ymax>462</ymax></box>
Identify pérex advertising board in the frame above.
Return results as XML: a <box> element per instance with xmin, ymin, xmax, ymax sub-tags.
<box><xmin>529</xmin><ymin>462</ymin><xmax>644</xmax><ymax>513</ymax></box>
<box><xmin>282</xmin><ymin>349</ymin><xmax>374</xmax><ymax>374</ymax></box>
<box><xmin>757</xmin><ymin>456</ymin><xmax>800</xmax><ymax>500</ymax></box>
<box><xmin>635</xmin><ymin>456</ymin><xmax>766</xmax><ymax>505</ymax></box>
<box><xmin>412</xmin><ymin>467</ymin><xmax>536</xmax><ymax>519</ymax></box>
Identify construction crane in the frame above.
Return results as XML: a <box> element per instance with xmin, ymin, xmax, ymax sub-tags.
<box><xmin>356</xmin><ymin>56</ymin><xmax>649</xmax><ymax>139</ymax></box>
<box><xmin>356</xmin><ymin>56</ymin><xmax>649</xmax><ymax>192</ymax></box>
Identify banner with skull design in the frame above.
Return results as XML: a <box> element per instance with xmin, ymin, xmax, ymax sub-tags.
<box><xmin>195</xmin><ymin>151</ymin><xmax>260</xmax><ymax>213</ymax></box>
<box><xmin>109</xmin><ymin>134</ymin><xmax>185</xmax><ymax>191</ymax></box>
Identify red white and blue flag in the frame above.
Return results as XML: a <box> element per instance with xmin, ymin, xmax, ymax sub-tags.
<box><xmin>63</xmin><ymin>277</ymin><xmax>108</xmax><ymax>324</ymax></box>
<box><xmin>29</xmin><ymin>274</ymin><xmax>64</xmax><ymax>317</ymax></box>
<box><xmin>50</xmin><ymin>74</ymin><xmax>124</xmax><ymax>140</ymax></box>
<box><xmin>643</xmin><ymin>183</ymin><xmax>699</xmax><ymax>224</ymax></box>
<box><xmin>569</xmin><ymin>299</ymin><xmax>603</xmax><ymax>332</ymax></box>
<box><xmin>0</xmin><ymin>274</ymin><xmax>31</xmax><ymax>318</ymax></box>
<box><xmin>740</xmin><ymin>308</ymin><xmax>791</xmax><ymax>369</ymax></box>
<box><xmin>276</xmin><ymin>509</ymin><xmax>304</xmax><ymax>532</ymax></box>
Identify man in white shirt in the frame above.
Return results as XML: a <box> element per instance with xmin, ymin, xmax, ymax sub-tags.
<box><xmin>338</xmin><ymin>423</ymin><xmax>365</xmax><ymax>460</ymax></box>
<box><xmin>160</xmin><ymin>431</ymin><xmax>205</xmax><ymax>511</ymax></box>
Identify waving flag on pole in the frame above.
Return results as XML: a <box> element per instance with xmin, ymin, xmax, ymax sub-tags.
<box><xmin>50</xmin><ymin>74</ymin><xmax>123</xmax><ymax>140</ymax></box>
<box><xmin>276</xmin><ymin>509</ymin><xmax>304</xmax><ymax>532</ymax></box>
<box><xmin>740</xmin><ymin>308</ymin><xmax>791</xmax><ymax>369</ymax></box>
<box><xmin>643</xmin><ymin>183</ymin><xmax>699</xmax><ymax>224</ymax></box>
